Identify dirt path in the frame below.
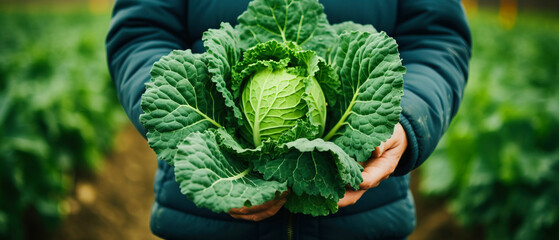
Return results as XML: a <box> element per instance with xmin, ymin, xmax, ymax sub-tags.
<box><xmin>409</xmin><ymin>172</ymin><xmax>480</xmax><ymax>240</ymax></box>
<box><xmin>52</xmin><ymin>124</ymin><xmax>473</xmax><ymax>240</ymax></box>
<box><xmin>54</xmin><ymin>125</ymin><xmax>160</xmax><ymax>240</ymax></box>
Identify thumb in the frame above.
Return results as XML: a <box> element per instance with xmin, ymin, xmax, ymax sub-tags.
<box><xmin>372</xmin><ymin>142</ymin><xmax>386</xmax><ymax>159</ymax></box>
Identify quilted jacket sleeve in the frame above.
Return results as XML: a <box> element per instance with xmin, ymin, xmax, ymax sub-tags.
<box><xmin>392</xmin><ymin>0</ymin><xmax>472</xmax><ymax>175</ymax></box>
<box><xmin>106</xmin><ymin>0</ymin><xmax>189</xmax><ymax>137</ymax></box>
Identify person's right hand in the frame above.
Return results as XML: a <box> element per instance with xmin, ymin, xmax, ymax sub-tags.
<box><xmin>228</xmin><ymin>190</ymin><xmax>289</xmax><ymax>221</ymax></box>
<box><xmin>338</xmin><ymin>123</ymin><xmax>407</xmax><ymax>207</ymax></box>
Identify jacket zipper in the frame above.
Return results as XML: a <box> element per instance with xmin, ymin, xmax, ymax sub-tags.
<box><xmin>287</xmin><ymin>212</ymin><xmax>294</xmax><ymax>240</ymax></box>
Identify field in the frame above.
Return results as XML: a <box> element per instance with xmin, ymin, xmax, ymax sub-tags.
<box><xmin>419</xmin><ymin>8</ymin><xmax>559</xmax><ymax>240</ymax></box>
<box><xmin>0</xmin><ymin>7</ymin><xmax>125</xmax><ymax>239</ymax></box>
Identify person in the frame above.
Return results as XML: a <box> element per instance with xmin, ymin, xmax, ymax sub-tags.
<box><xmin>106</xmin><ymin>0</ymin><xmax>471</xmax><ymax>239</ymax></box>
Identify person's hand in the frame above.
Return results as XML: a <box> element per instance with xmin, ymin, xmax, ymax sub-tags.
<box><xmin>338</xmin><ymin>123</ymin><xmax>408</xmax><ymax>207</ymax></box>
<box><xmin>229</xmin><ymin>190</ymin><xmax>289</xmax><ymax>221</ymax></box>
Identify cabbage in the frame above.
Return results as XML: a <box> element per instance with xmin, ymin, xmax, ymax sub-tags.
<box><xmin>238</xmin><ymin>42</ymin><xmax>327</xmax><ymax>146</ymax></box>
<box><xmin>139</xmin><ymin>0</ymin><xmax>405</xmax><ymax>216</ymax></box>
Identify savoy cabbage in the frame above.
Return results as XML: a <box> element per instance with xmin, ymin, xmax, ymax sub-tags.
<box><xmin>140</xmin><ymin>0</ymin><xmax>405</xmax><ymax>216</ymax></box>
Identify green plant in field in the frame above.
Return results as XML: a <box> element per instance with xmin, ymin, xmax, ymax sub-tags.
<box><xmin>420</xmin><ymin>10</ymin><xmax>559</xmax><ymax>240</ymax></box>
<box><xmin>0</xmin><ymin>11</ymin><xmax>125</xmax><ymax>239</ymax></box>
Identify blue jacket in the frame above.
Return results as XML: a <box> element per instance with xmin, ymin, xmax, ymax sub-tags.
<box><xmin>106</xmin><ymin>0</ymin><xmax>471</xmax><ymax>239</ymax></box>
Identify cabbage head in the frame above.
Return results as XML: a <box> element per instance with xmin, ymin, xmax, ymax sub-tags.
<box><xmin>236</xmin><ymin>41</ymin><xmax>327</xmax><ymax>146</ymax></box>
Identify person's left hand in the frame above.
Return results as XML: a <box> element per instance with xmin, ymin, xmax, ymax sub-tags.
<box><xmin>338</xmin><ymin>123</ymin><xmax>408</xmax><ymax>207</ymax></box>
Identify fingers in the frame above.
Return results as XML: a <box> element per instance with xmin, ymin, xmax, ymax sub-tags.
<box><xmin>359</xmin><ymin>123</ymin><xmax>407</xmax><ymax>189</ymax></box>
<box><xmin>359</xmin><ymin>144</ymin><xmax>385</xmax><ymax>168</ymax></box>
<box><xmin>229</xmin><ymin>198</ymin><xmax>287</xmax><ymax>221</ymax></box>
<box><xmin>339</xmin><ymin>152</ymin><xmax>398</xmax><ymax>207</ymax></box>
<box><xmin>228</xmin><ymin>190</ymin><xmax>289</xmax><ymax>221</ymax></box>
<box><xmin>337</xmin><ymin>189</ymin><xmax>366</xmax><ymax>207</ymax></box>
<box><xmin>339</xmin><ymin>123</ymin><xmax>408</xmax><ymax>208</ymax></box>
<box><xmin>229</xmin><ymin>199</ymin><xmax>280</xmax><ymax>214</ymax></box>
<box><xmin>358</xmin><ymin>153</ymin><xmax>398</xmax><ymax>190</ymax></box>
<box><xmin>371</xmin><ymin>142</ymin><xmax>386</xmax><ymax>159</ymax></box>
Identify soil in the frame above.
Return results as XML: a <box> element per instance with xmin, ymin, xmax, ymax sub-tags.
<box><xmin>408</xmin><ymin>173</ymin><xmax>481</xmax><ymax>240</ymax></box>
<box><xmin>51</xmin><ymin>124</ymin><xmax>476</xmax><ymax>240</ymax></box>
<box><xmin>52</xmin><ymin>125</ymin><xmax>160</xmax><ymax>240</ymax></box>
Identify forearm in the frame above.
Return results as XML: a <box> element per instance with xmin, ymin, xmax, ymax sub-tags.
<box><xmin>392</xmin><ymin>0</ymin><xmax>472</xmax><ymax>175</ymax></box>
<box><xmin>106</xmin><ymin>0</ymin><xmax>189</xmax><ymax>137</ymax></box>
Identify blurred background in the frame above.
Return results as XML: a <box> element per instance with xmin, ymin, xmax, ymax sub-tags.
<box><xmin>0</xmin><ymin>0</ymin><xmax>558</xmax><ymax>239</ymax></box>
